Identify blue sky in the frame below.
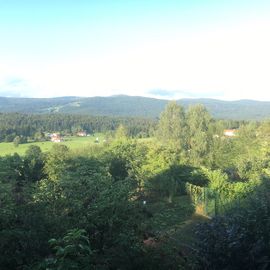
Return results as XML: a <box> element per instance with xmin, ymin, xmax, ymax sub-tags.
<box><xmin>0</xmin><ymin>0</ymin><xmax>270</xmax><ymax>100</ymax></box>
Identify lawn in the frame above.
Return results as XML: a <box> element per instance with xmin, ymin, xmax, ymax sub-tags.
<box><xmin>0</xmin><ymin>133</ymin><xmax>105</xmax><ymax>156</ymax></box>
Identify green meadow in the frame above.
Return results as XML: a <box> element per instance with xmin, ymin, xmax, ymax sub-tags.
<box><xmin>0</xmin><ymin>133</ymin><xmax>105</xmax><ymax>156</ymax></box>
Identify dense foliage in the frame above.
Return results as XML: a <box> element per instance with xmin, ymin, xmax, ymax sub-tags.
<box><xmin>195</xmin><ymin>180</ymin><xmax>270</xmax><ymax>270</ymax></box>
<box><xmin>1</xmin><ymin>102</ymin><xmax>270</xmax><ymax>269</ymax></box>
<box><xmin>0</xmin><ymin>113</ymin><xmax>156</xmax><ymax>142</ymax></box>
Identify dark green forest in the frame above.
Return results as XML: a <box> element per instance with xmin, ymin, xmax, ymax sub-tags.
<box><xmin>0</xmin><ymin>113</ymin><xmax>156</xmax><ymax>142</ymax></box>
<box><xmin>2</xmin><ymin>95</ymin><xmax>270</xmax><ymax>119</ymax></box>
<box><xmin>1</xmin><ymin>102</ymin><xmax>270</xmax><ymax>269</ymax></box>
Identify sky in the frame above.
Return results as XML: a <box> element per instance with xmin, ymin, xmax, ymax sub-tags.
<box><xmin>0</xmin><ymin>0</ymin><xmax>270</xmax><ymax>100</ymax></box>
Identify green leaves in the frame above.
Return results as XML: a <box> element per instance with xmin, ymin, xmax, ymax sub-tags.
<box><xmin>157</xmin><ymin>101</ymin><xmax>187</xmax><ymax>151</ymax></box>
<box><xmin>195</xmin><ymin>181</ymin><xmax>270</xmax><ymax>270</ymax></box>
<box><xmin>186</xmin><ymin>104</ymin><xmax>212</xmax><ymax>166</ymax></box>
<box><xmin>44</xmin><ymin>229</ymin><xmax>93</xmax><ymax>270</ymax></box>
<box><xmin>44</xmin><ymin>144</ymin><xmax>70</xmax><ymax>181</ymax></box>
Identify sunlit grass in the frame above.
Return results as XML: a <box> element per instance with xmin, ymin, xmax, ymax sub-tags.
<box><xmin>0</xmin><ymin>133</ymin><xmax>105</xmax><ymax>156</ymax></box>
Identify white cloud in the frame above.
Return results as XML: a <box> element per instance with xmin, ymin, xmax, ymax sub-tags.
<box><xmin>0</xmin><ymin>75</ymin><xmax>34</xmax><ymax>97</ymax></box>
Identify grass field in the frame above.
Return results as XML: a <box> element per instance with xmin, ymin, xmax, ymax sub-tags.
<box><xmin>0</xmin><ymin>133</ymin><xmax>105</xmax><ymax>156</ymax></box>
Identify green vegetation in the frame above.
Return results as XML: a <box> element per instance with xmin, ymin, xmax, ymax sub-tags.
<box><xmin>2</xmin><ymin>95</ymin><xmax>270</xmax><ymax>119</ymax></box>
<box><xmin>0</xmin><ymin>112</ymin><xmax>156</xmax><ymax>143</ymax></box>
<box><xmin>0</xmin><ymin>135</ymin><xmax>105</xmax><ymax>156</ymax></box>
<box><xmin>1</xmin><ymin>102</ymin><xmax>270</xmax><ymax>269</ymax></box>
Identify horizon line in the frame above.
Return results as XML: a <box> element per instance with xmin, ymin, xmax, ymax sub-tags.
<box><xmin>0</xmin><ymin>94</ymin><xmax>270</xmax><ymax>103</ymax></box>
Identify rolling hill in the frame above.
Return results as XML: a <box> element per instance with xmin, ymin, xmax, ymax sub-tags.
<box><xmin>0</xmin><ymin>95</ymin><xmax>270</xmax><ymax>120</ymax></box>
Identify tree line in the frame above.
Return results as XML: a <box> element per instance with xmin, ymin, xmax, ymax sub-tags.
<box><xmin>0</xmin><ymin>113</ymin><xmax>156</xmax><ymax>142</ymax></box>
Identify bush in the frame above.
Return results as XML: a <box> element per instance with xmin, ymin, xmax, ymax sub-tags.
<box><xmin>194</xmin><ymin>182</ymin><xmax>270</xmax><ymax>270</ymax></box>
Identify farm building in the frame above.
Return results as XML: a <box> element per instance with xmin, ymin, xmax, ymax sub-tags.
<box><xmin>50</xmin><ymin>133</ymin><xmax>63</xmax><ymax>143</ymax></box>
<box><xmin>77</xmin><ymin>131</ymin><xmax>87</xmax><ymax>137</ymax></box>
<box><xmin>224</xmin><ymin>129</ymin><xmax>238</xmax><ymax>137</ymax></box>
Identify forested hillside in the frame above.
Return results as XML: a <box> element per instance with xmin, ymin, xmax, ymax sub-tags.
<box><xmin>1</xmin><ymin>95</ymin><xmax>270</xmax><ymax>119</ymax></box>
<box><xmin>2</xmin><ymin>102</ymin><xmax>270</xmax><ymax>269</ymax></box>
<box><xmin>0</xmin><ymin>113</ymin><xmax>156</xmax><ymax>142</ymax></box>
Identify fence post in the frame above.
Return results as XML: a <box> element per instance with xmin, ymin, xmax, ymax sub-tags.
<box><xmin>214</xmin><ymin>192</ymin><xmax>218</xmax><ymax>216</ymax></box>
<box><xmin>203</xmin><ymin>188</ymin><xmax>206</xmax><ymax>215</ymax></box>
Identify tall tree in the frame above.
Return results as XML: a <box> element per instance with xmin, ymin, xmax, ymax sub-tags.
<box><xmin>44</xmin><ymin>144</ymin><xmax>70</xmax><ymax>181</ymax></box>
<box><xmin>24</xmin><ymin>145</ymin><xmax>45</xmax><ymax>182</ymax></box>
<box><xmin>187</xmin><ymin>104</ymin><xmax>212</xmax><ymax>166</ymax></box>
<box><xmin>157</xmin><ymin>101</ymin><xmax>187</xmax><ymax>151</ymax></box>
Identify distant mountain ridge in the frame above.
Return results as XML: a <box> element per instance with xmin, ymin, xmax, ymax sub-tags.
<box><xmin>0</xmin><ymin>95</ymin><xmax>270</xmax><ymax>120</ymax></box>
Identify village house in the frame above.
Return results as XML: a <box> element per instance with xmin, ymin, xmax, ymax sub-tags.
<box><xmin>224</xmin><ymin>129</ymin><xmax>238</xmax><ymax>137</ymax></box>
<box><xmin>50</xmin><ymin>133</ymin><xmax>63</xmax><ymax>143</ymax></box>
<box><xmin>77</xmin><ymin>131</ymin><xmax>87</xmax><ymax>137</ymax></box>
